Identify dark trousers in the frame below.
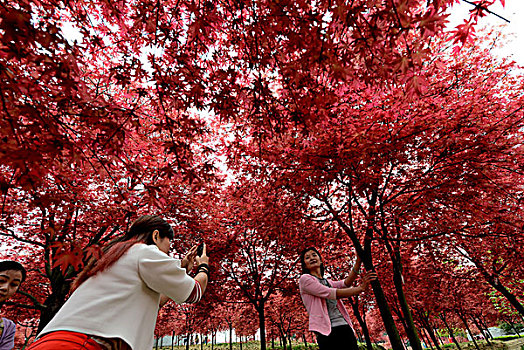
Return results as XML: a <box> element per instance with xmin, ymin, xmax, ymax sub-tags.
<box><xmin>316</xmin><ymin>325</ymin><xmax>359</xmax><ymax>350</ymax></box>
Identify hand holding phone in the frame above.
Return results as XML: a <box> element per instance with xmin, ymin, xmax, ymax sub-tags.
<box><xmin>196</xmin><ymin>242</ymin><xmax>204</xmax><ymax>257</ymax></box>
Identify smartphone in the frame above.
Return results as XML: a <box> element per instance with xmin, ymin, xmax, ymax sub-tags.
<box><xmin>196</xmin><ymin>242</ymin><xmax>204</xmax><ymax>257</ymax></box>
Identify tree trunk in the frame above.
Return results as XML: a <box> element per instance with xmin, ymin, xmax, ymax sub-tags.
<box><xmin>391</xmin><ymin>260</ymin><xmax>423</xmax><ymax>350</ymax></box>
<box><xmin>419</xmin><ymin>312</ymin><xmax>442</xmax><ymax>350</ymax></box>
<box><xmin>507</xmin><ymin>319</ymin><xmax>522</xmax><ymax>337</ymax></box>
<box><xmin>457</xmin><ymin>313</ymin><xmax>480</xmax><ymax>350</ymax></box>
<box><xmin>350</xmin><ymin>297</ymin><xmax>373</xmax><ymax>350</ymax></box>
<box><xmin>479</xmin><ymin>317</ymin><xmax>493</xmax><ymax>340</ymax></box>
<box><xmin>472</xmin><ymin>317</ymin><xmax>490</xmax><ymax>345</ymax></box>
<box><xmin>229</xmin><ymin>324</ymin><xmax>233</xmax><ymax>350</ymax></box>
<box><xmin>171</xmin><ymin>331</ymin><xmax>175</xmax><ymax>350</ymax></box>
<box><xmin>279</xmin><ymin>325</ymin><xmax>287</xmax><ymax>350</ymax></box>
<box><xmin>472</xmin><ymin>258</ymin><xmax>524</xmax><ymax>318</ymax></box>
<box><xmin>419</xmin><ymin>327</ymin><xmax>433</xmax><ymax>350</ymax></box>
<box><xmin>331</xmin><ymin>198</ymin><xmax>405</xmax><ymax>350</ymax></box>
<box><xmin>37</xmin><ymin>273</ymin><xmax>71</xmax><ymax>332</ymax></box>
<box><xmin>439</xmin><ymin>313</ymin><xmax>461</xmax><ymax>350</ymax></box>
<box><xmin>257</xmin><ymin>302</ymin><xmax>268</xmax><ymax>350</ymax></box>
<box><xmin>302</xmin><ymin>333</ymin><xmax>308</xmax><ymax>348</ymax></box>
<box><xmin>367</xmin><ymin>271</ymin><xmax>405</xmax><ymax>350</ymax></box>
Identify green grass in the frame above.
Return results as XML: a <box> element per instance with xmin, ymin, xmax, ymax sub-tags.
<box><xmin>495</xmin><ymin>336</ymin><xmax>523</xmax><ymax>341</ymax></box>
<box><xmin>158</xmin><ymin>339</ymin><xmax>517</xmax><ymax>350</ymax></box>
<box><xmin>158</xmin><ymin>343</ymin><xmax>316</xmax><ymax>350</ymax></box>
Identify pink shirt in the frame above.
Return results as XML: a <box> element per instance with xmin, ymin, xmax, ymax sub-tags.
<box><xmin>299</xmin><ymin>274</ymin><xmax>354</xmax><ymax>336</ymax></box>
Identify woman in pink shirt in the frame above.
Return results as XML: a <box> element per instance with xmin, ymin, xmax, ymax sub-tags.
<box><xmin>299</xmin><ymin>247</ymin><xmax>376</xmax><ymax>349</ymax></box>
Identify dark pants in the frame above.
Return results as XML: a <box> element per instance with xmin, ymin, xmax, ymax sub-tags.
<box><xmin>316</xmin><ymin>325</ymin><xmax>359</xmax><ymax>350</ymax></box>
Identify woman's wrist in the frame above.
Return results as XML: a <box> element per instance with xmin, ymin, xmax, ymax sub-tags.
<box><xmin>196</xmin><ymin>264</ymin><xmax>210</xmax><ymax>278</ymax></box>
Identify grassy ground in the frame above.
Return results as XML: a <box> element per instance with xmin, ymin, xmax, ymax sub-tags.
<box><xmin>158</xmin><ymin>341</ymin><xmax>315</xmax><ymax>350</ymax></box>
<box><xmin>158</xmin><ymin>338</ymin><xmax>524</xmax><ymax>350</ymax></box>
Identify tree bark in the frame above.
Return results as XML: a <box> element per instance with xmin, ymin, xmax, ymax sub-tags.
<box><xmin>419</xmin><ymin>312</ymin><xmax>442</xmax><ymax>350</ymax></box>
<box><xmin>349</xmin><ymin>297</ymin><xmax>374</xmax><ymax>350</ymax></box>
<box><xmin>391</xmin><ymin>255</ymin><xmax>423</xmax><ymax>350</ymax></box>
<box><xmin>457</xmin><ymin>313</ymin><xmax>480</xmax><ymax>350</ymax></box>
<box><xmin>302</xmin><ymin>333</ymin><xmax>309</xmax><ymax>348</ymax></box>
<box><xmin>328</xmin><ymin>189</ymin><xmax>405</xmax><ymax>350</ymax></box>
<box><xmin>439</xmin><ymin>313</ymin><xmax>462</xmax><ymax>350</ymax></box>
<box><xmin>229</xmin><ymin>324</ymin><xmax>233</xmax><ymax>350</ymax></box>
<box><xmin>36</xmin><ymin>271</ymin><xmax>71</xmax><ymax>332</ymax></box>
<box><xmin>257</xmin><ymin>302</ymin><xmax>268</xmax><ymax>350</ymax></box>
<box><xmin>365</xmin><ymin>261</ymin><xmax>405</xmax><ymax>350</ymax></box>
<box><xmin>331</xmin><ymin>211</ymin><xmax>404</xmax><ymax>350</ymax></box>
<box><xmin>472</xmin><ymin>316</ymin><xmax>490</xmax><ymax>345</ymax></box>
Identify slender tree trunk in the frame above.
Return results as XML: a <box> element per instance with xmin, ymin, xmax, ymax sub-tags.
<box><xmin>303</xmin><ymin>333</ymin><xmax>308</xmax><ymax>348</ymax></box>
<box><xmin>419</xmin><ymin>312</ymin><xmax>442</xmax><ymax>350</ymax></box>
<box><xmin>439</xmin><ymin>313</ymin><xmax>461</xmax><ymax>350</ymax></box>
<box><xmin>391</xmin><ymin>261</ymin><xmax>423</xmax><ymax>350</ymax></box>
<box><xmin>472</xmin><ymin>317</ymin><xmax>490</xmax><ymax>345</ymax></box>
<box><xmin>419</xmin><ymin>327</ymin><xmax>433</xmax><ymax>350</ymax></box>
<box><xmin>37</xmin><ymin>276</ymin><xmax>71</xmax><ymax>332</ymax></box>
<box><xmin>332</xmin><ymin>219</ymin><xmax>404</xmax><ymax>350</ymax></box>
<box><xmin>355</xmin><ymin>327</ymin><xmax>364</xmax><ymax>342</ymax></box>
<box><xmin>278</xmin><ymin>326</ymin><xmax>287</xmax><ymax>350</ymax></box>
<box><xmin>507</xmin><ymin>320</ymin><xmax>522</xmax><ymax>337</ymax></box>
<box><xmin>457</xmin><ymin>313</ymin><xmax>480</xmax><ymax>350</ymax></box>
<box><xmin>331</xmin><ymin>196</ymin><xmax>405</xmax><ymax>350</ymax></box>
<box><xmin>155</xmin><ymin>337</ymin><xmax>159</xmax><ymax>350</ymax></box>
<box><xmin>350</xmin><ymin>298</ymin><xmax>373</xmax><ymax>350</ymax></box>
<box><xmin>367</xmin><ymin>277</ymin><xmax>405</xmax><ymax>350</ymax></box>
<box><xmin>229</xmin><ymin>324</ymin><xmax>233</xmax><ymax>350</ymax></box>
<box><xmin>479</xmin><ymin>317</ymin><xmax>493</xmax><ymax>340</ymax></box>
<box><xmin>470</xmin><ymin>258</ymin><xmax>524</xmax><ymax>318</ymax></box>
<box><xmin>257</xmin><ymin>302</ymin><xmax>267</xmax><ymax>350</ymax></box>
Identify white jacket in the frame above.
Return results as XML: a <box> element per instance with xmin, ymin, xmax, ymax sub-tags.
<box><xmin>40</xmin><ymin>243</ymin><xmax>195</xmax><ymax>350</ymax></box>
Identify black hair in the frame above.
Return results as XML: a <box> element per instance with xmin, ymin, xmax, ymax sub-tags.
<box><xmin>0</xmin><ymin>261</ymin><xmax>26</xmax><ymax>283</ymax></box>
<box><xmin>124</xmin><ymin>215</ymin><xmax>175</xmax><ymax>244</ymax></box>
<box><xmin>73</xmin><ymin>215</ymin><xmax>174</xmax><ymax>289</ymax></box>
<box><xmin>299</xmin><ymin>247</ymin><xmax>325</xmax><ymax>277</ymax></box>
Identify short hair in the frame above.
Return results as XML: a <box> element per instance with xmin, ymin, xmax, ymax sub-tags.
<box><xmin>299</xmin><ymin>247</ymin><xmax>325</xmax><ymax>277</ymax></box>
<box><xmin>0</xmin><ymin>261</ymin><xmax>26</xmax><ymax>283</ymax></box>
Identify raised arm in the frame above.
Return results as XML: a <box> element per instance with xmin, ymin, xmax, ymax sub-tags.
<box><xmin>344</xmin><ymin>255</ymin><xmax>361</xmax><ymax>287</ymax></box>
<box><xmin>338</xmin><ymin>270</ymin><xmax>376</xmax><ymax>299</ymax></box>
<box><xmin>159</xmin><ymin>244</ymin><xmax>209</xmax><ymax>306</ymax></box>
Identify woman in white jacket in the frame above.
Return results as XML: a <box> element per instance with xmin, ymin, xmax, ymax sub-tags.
<box><xmin>28</xmin><ymin>215</ymin><xmax>210</xmax><ymax>350</ymax></box>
